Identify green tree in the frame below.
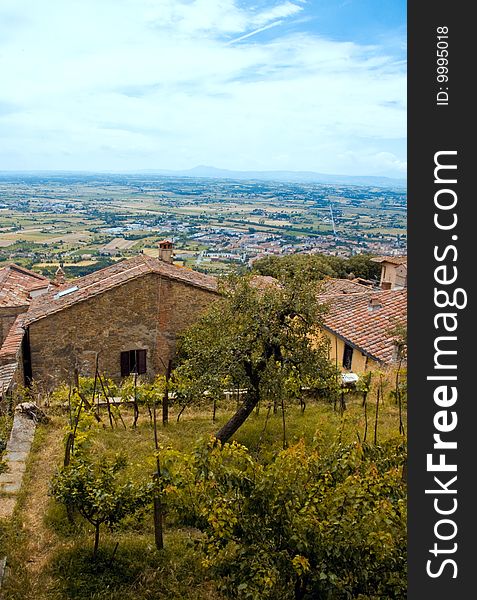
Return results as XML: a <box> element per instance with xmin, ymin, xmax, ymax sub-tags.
<box><xmin>50</xmin><ymin>453</ymin><xmax>152</xmax><ymax>556</ymax></box>
<box><xmin>253</xmin><ymin>253</ymin><xmax>380</xmax><ymax>283</ymax></box>
<box><xmin>176</xmin><ymin>275</ymin><xmax>336</xmax><ymax>443</ymax></box>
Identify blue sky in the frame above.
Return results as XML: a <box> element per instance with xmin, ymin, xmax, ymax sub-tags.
<box><xmin>0</xmin><ymin>0</ymin><xmax>406</xmax><ymax>177</ymax></box>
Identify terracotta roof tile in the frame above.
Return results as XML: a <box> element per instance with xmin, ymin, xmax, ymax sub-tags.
<box><xmin>320</xmin><ymin>289</ymin><xmax>407</xmax><ymax>364</ymax></box>
<box><xmin>318</xmin><ymin>278</ymin><xmax>373</xmax><ymax>297</ymax></box>
<box><xmin>0</xmin><ymin>314</ymin><xmax>26</xmax><ymax>361</ymax></box>
<box><xmin>249</xmin><ymin>275</ymin><xmax>280</xmax><ymax>290</ymax></box>
<box><xmin>0</xmin><ymin>362</ymin><xmax>18</xmax><ymax>396</ymax></box>
<box><xmin>0</xmin><ymin>264</ymin><xmax>49</xmax><ymax>308</ymax></box>
<box><xmin>371</xmin><ymin>255</ymin><xmax>407</xmax><ymax>266</ymax></box>
<box><xmin>25</xmin><ymin>254</ymin><xmax>218</xmax><ymax>325</ymax></box>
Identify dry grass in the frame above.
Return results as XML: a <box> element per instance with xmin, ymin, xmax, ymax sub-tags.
<box><xmin>1</xmin><ymin>419</ymin><xmax>66</xmax><ymax>598</ymax></box>
<box><xmin>18</xmin><ymin>419</ymin><xmax>64</xmax><ymax>576</ymax></box>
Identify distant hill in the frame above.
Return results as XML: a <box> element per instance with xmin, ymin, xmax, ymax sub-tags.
<box><xmin>0</xmin><ymin>167</ymin><xmax>407</xmax><ymax>188</ymax></box>
<box><xmin>139</xmin><ymin>165</ymin><xmax>407</xmax><ymax>188</ymax></box>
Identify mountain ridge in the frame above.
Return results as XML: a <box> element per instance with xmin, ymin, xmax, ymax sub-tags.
<box><xmin>138</xmin><ymin>165</ymin><xmax>406</xmax><ymax>187</ymax></box>
<box><xmin>0</xmin><ymin>166</ymin><xmax>407</xmax><ymax>188</ymax></box>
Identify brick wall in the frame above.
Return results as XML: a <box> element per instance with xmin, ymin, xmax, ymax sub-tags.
<box><xmin>27</xmin><ymin>273</ymin><xmax>217</xmax><ymax>385</ymax></box>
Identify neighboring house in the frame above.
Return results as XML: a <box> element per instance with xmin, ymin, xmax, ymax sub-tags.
<box><xmin>319</xmin><ymin>286</ymin><xmax>407</xmax><ymax>372</ymax></box>
<box><xmin>0</xmin><ymin>265</ymin><xmax>50</xmax><ymax>396</ymax></box>
<box><xmin>372</xmin><ymin>256</ymin><xmax>407</xmax><ymax>290</ymax></box>
<box><xmin>0</xmin><ymin>264</ymin><xmax>50</xmax><ymax>344</ymax></box>
<box><xmin>0</xmin><ymin>248</ymin><xmax>218</xmax><ymax>397</ymax></box>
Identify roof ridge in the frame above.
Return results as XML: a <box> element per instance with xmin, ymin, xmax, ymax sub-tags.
<box><xmin>53</xmin><ymin>255</ymin><xmax>151</xmax><ymax>294</ymax></box>
<box><xmin>55</xmin><ymin>253</ymin><xmax>149</xmax><ymax>288</ymax></box>
<box><xmin>24</xmin><ymin>254</ymin><xmax>218</xmax><ymax>326</ymax></box>
<box><xmin>3</xmin><ymin>263</ymin><xmax>49</xmax><ymax>281</ymax></box>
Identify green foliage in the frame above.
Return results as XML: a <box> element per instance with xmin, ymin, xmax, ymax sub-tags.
<box><xmin>50</xmin><ymin>452</ymin><xmax>153</xmax><ymax>555</ymax></box>
<box><xmin>158</xmin><ymin>437</ymin><xmax>407</xmax><ymax>600</ymax></box>
<box><xmin>252</xmin><ymin>253</ymin><xmax>381</xmax><ymax>283</ymax></box>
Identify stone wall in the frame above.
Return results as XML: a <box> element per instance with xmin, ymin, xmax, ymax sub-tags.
<box><xmin>27</xmin><ymin>273</ymin><xmax>217</xmax><ymax>386</ymax></box>
<box><xmin>380</xmin><ymin>263</ymin><xmax>407</xmax><ymax>290</ymax></box>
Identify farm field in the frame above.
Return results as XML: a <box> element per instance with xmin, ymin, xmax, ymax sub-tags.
<box><xmin>0</xmin><ymin>173</ymin><xmax>406</xmax><ymax>277</ymax></box>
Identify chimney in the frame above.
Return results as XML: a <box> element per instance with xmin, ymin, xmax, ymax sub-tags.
<box><xmin>53</xmin><ymin>265</ymin><xmax>66</xmax><ymax>286</ymax></box>
<box><xmin>158</xmin><ymin>240</ymin><xmax>174</xmax><ymax>264</ymax></box>
<box><xmin>368</xmin><ymin>296</ymin><xmax>382</xmax><ymax>312</ymax></box>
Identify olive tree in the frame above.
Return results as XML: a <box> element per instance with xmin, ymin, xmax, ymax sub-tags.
<box><xmin>176</xmin><ymin>275</ymin><xmax>336</xmax><ymax>443</ymax></box>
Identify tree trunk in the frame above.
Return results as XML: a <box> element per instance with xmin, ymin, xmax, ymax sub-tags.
<box><xmin>153</xmin><ymin>495</ymin><xmax>164</xmax><ymax>550</ymax></box>
<box><xmin>93</xmin><ymin>522</ymin><xmax>100</xmax><ymax>557</ymax></box>
<box><xmin>340</xmin><ymin>390</ymin><xmax>347</xmax><ymax>413</ymax></box>
<box><xmin>163</xmin><ymin>360</ymin><xmax>172</xmax><ymax>426</ymax></box>
<box><xmin>153</xmin><ymin>398</ymin><xmax>164</xmax><ymax>550</ymax></box>
<box><xmin>132</xmin><ymin>373</ymin><xmax>139</xmax><ymax>428</ymax></box>
<box><xmin>212</xmin><ymin>397</ymin><xmax>217</xmax><ymax>422</ymax></box>
<box><xmin>401</xmin><ymin>458</ymin><xmax>407</xmax><ymax>483</ymax></box>
<box><xmin>374</xmin><ymin>385</ymin><xmax>380</xmax><ymax>444</ymax></box>
<box><xmin>215</xmin><ymin>389</ymin><xmax>259</xmax><ymax>443</ymax></box>
<box><xmin>281</xmin><ymin>397</ymin><xmax>287</xmax><ymax>449</ymax></box>
<box><xmin>363</xmin><ymin>391</ymin><xmax>368</xmax><ymax>442</ymax></box>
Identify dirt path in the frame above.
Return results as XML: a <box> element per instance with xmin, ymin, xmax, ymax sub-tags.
<box><xmin>18</xmin><ymin>419</ymin><xmax>64</xmax><ymax>578</ymax></box>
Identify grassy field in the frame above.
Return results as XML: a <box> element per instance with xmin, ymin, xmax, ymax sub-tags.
<box><xmin>0</xmin><ymin>396</ymin><xmax>406</xmax><ymax>600</ymax></box>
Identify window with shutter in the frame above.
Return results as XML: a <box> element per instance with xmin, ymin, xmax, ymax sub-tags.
<box><xmin>137</xmin><ymin>349</ymin><xmax>147</xmax><ymax>374</ymax></box>
<box><xmin>129</xmin><ymin>350</ymin><xmax>137</xmax><ymax>374</ymax></box>
<box><xmin>120</xmin><ymin>351</ymin><xmax>130</xmax><ymax>377</ymax></box>
<box><xmin>120</xmin><ymin>349</ymin><xmax>147</xmax><ymax>376</ymax></box>
<box><xmin>342</xmin><ymin>343</ymin><xmax>354</xmax><ymax>370</ymax></box>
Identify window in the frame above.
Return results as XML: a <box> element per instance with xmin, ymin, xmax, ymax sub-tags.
<box><xmin>120</xmin><ymin>349</ymin><xmax>147</xmax><ymax>377</ymax></box>
<box><xmin>342</xmin><ymin>343</ymin><xmax>353</xmax><ymax>370</ymax></box>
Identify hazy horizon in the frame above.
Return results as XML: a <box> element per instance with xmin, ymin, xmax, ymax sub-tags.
<box><xmin>0</xmin><ymin>164</ymin><xmax>406</xmax><ymax>185</ymax></box>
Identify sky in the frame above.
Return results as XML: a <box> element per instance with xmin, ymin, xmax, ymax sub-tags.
<box><xmin>0</xmin><ymin>0</ymin><xmax>407</xmax><ymax>178</ymax></box>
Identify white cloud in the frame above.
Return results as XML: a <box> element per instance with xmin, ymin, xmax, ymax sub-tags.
<box><xmin>0</xmin><ymin>0</ymin><xmax>406</xmax><ymax>177</ymax></box>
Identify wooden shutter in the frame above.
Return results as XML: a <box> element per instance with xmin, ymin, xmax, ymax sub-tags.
<box><xmin>136</xmin><ymin>349</ymin><xmax>147</xmax><ymax>374</ymax></box>
<box><xmin>120</xmin><ymin>351</ymin><xmax>130</xmax><ymax>377</ymax></box>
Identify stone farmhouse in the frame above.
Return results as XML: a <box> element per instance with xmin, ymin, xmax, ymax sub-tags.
<box><xmin>318</xmin><ymin>278</ymin><xmax>407</xmax><ymax>372</ymax></box>
<box><xmin>0</xmin><ymin>247</ymin><xmax>218</xmax><ymax>398</ymax></box>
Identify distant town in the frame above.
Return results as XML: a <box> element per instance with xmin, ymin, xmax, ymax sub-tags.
<box><xmin>0</xmin><ymin>172</ymin><xmax>406</xmax><ymax>278</ymax></box>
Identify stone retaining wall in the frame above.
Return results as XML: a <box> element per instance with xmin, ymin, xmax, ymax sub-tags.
<box><xmin>0</xmin><ymin>413</ymin><xmax>36</xmax><ymax>519</ymax></box>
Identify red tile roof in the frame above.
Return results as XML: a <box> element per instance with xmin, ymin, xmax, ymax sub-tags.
<box><xmin>0</xmin><ymin>264</ymin><xmax>49</xmax><ymax>308</ymax></box>
<box><xmin>318</xmin><ymin>278</ymin><xmax>373</xmax><ymax>297</ymax></box>
<box><xmin>0</xmin><ymin>313</ymin><xmax>26</xmax><ymax>362</ymax></box>
<box><xmin>249</xmin><ymin>275</ymin><xmax>280</xmax><ymax>290</ymax></box>
<box><xmin>371</xmin><ymin>255</ymin><xmax>407</xmax><ymax>266</ymax></box>
<box><xmin>320</xmin><ymin>289</ymin><xmax>407</xmax><ymax>364</ymax></box>
<box><xmin>25</xmin><ymin>254</ymin><xmax>218</xmax><ymax>325</ymax></box>
<box><xmin>0</xmin><ymin>362</ymin><xmax>18</xmax><ymax>397</ymax></box>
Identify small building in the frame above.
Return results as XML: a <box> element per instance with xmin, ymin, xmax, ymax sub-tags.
<box><xmin>23</xmin><ymin>254</ymin><xmax>218</xmax><ymax>386</ymax></box>
<box><xmin>0</xmin><ymin>265</ymin><xmax>51</xmax><ymax>397</ymax></box>
<box><xmin>319</xmin><ymin>285</ymin><xmax>407</xmax><ymax>372</ymax></box>
<box><xmin>372</xmin><ymin>256</ymin><xmax>407</xmax><ymax>290</ymax></box>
